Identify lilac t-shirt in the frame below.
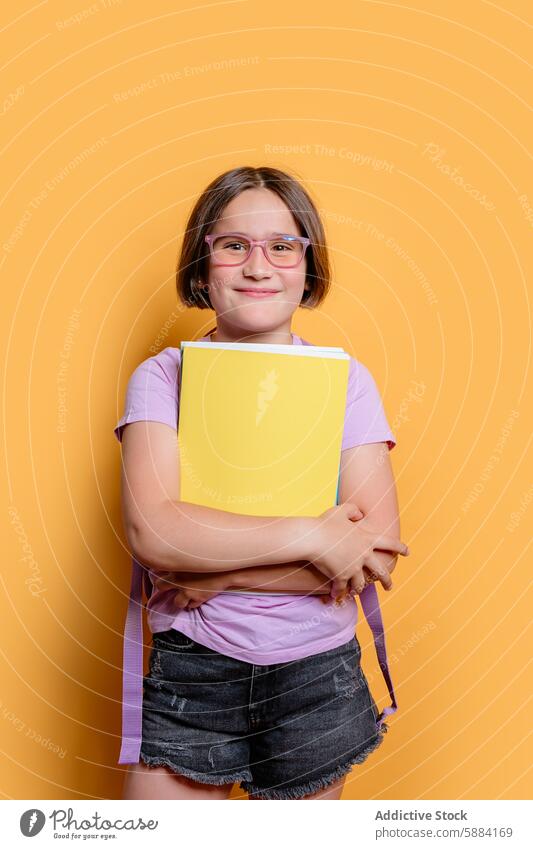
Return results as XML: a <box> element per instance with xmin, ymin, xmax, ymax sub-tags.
<box><xmin>114</xmin><ymin>332</ymin><xmax>396</xmax><ymax>665</ymax></box>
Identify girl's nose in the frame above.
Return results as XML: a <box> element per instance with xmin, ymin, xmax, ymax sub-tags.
<box><xmin>242</xmin><ymin>244</ymin><xmax>273</xmax><ymax>277</ymax></box>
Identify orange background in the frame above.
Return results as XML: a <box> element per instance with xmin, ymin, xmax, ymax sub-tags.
<box><xmin>1</xmin><ymin>0</ymin><xmax>531</xmax><ymax>800</ymax></box>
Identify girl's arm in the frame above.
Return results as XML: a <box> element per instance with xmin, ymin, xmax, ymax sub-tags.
<box><xmin>226</xmin><ymin>561</ymin><xmax>330</xmax><ymax>594</ymax></box>
<box><xmin>152</xmin><ymin>563</ymin><xmax>330</xmax><ymax>598</ymax></box>
<box><xmin>184</xmin><ymin>441</ymin><xmax>403</xmax><ymax>598</ymax></box>
<box><xmin>150</xmin><ymin>562</ymin><xmax>337</xmax><ymax>612</ymax></box>
<box><xmin>121</xmin><ymin>421</ymin><xmax>318</xmax><ymax>574</ymax></box>
<box><xmin>144</xmin><ymin>437</ymin><xmax>402</xmax><ymax>603</ymax></box>
<box><xmin>332</xmin><ymin>441</ymin><xmax>402</xmax><ymax>596</ymax></box>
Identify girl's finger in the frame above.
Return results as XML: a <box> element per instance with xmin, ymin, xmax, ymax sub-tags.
<box><xmin>173</xmin><ymin>593</ymin><xmax>189</xmax><ymax>610</ymax></box>
<box><xmin>365</xmin><ymin>553</ymin><xmax>393</xmax><ymax>590</ymax></box>
<box><xmin>333</xmin><ymin>581</ymin><xmax>349</xmax><ymax>604</ymax></box>
<box><xmin>188</xmin><ymin>597</ymin><xmax>210</xmax><ymax>609</ymax></box>
<box><xmin>331</xmin><ymin>578</ymin><xmax>347</xmax><ymax>597</ymax></box>
<box><xmin>373</xmin><ymin>535</ymin><xmax>410</xmax><ymax>556</ymax></box>
<box><xmin>349</xmin><ymin>576</ymin><xmax>365</xmax><ymax>595</ymax></box>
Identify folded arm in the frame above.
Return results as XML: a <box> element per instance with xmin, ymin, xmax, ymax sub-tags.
<box><xmin>227</xmin><ymin>561</ymin><xmax>331</xmax><ymax>594</ymax></box>
<box><xmin>188</xmin><ymin>438</ymin><xmax>402</xmax><ymax>597</ymax></box>
<box><xmin>150</xmin><ymin>561</ymin><xmax>335</xmax><ymax>611</ymax></box>
<box><xmin>119</xmin><ymin>423</ymin><xmax>400</xmax><ymax>604</ymax></box>
<box><xmin>120</xmin><ymin>421</ymin><xmax>318</xmax><ymax>573</ymax></box>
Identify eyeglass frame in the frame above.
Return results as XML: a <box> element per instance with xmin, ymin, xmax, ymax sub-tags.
<box><xmin>204</xmin><ymin>232</ymin><xmax>311</xmax><ymax>268</ymax></box>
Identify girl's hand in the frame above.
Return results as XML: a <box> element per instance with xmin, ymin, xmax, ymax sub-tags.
<box><xmin>317</xmin><ymin>507</ymin><xmax>376</xmax><ymax>605</ymax></box>
<box><xmin>319</xmin><ymin>565</ymin><xmax>379</xmax><ymax>605</ymax></box>
<box><xmin>313</xmin><ymin>505</ymin><xmax>400</xmax><ymax>605</ymax></box>
<box><xmin>149</xmin><ymin>570</ymin><xmax>227</xmax><ymax>610</ymax></box>
<box><xmin>308</xmin><ymin>502</ymin><xmax>410</xmax><ymax>596</ymax></box>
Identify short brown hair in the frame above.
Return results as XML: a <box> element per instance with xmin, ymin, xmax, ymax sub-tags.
<box><xmin>176</xmin><ymin>166</ymin><xmax>331</xmax><ymax>310</ymax></box>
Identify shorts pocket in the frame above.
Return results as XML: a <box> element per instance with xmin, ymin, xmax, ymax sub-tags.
<box><xmin>152</xmin><ymin>628</ymin><xmax>195</xmax><ymax>651</ymax></box>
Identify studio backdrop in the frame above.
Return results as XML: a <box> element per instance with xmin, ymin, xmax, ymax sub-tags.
<box><xmin>1</xmin><ymin>0</ymin><xmax>530</xmax><ymax>801</ymax></box>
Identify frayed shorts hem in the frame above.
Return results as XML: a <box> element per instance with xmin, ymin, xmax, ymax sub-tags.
<box><xmin>239</xmin><ymin>722</ymin><xmax>389</xmax><ymax>800</ymax></box>
<box><xmin>139</xmin><ymin>752</ymin><xmax>253</xmax><ymax>787</ymax></box>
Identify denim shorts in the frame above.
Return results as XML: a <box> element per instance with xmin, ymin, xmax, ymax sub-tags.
<box><xmin>140</xmin><ymin>628</ymin><xmax>388</xmax><ymax>800</ymax></box>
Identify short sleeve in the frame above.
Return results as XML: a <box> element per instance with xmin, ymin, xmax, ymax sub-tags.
<box><xmin>341</xmin><ymin>358</ymin><xmax>396</xmax><ymax>452</ymax></box>
<box><xmin>113</xmin><ymin>348</ymin><xmax>180</xmax><ymax>443</ymax></box>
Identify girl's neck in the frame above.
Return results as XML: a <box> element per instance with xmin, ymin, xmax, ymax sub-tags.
<box><xmin>210</xmin><ymin>328</ymin><xmax>294</xmax><ymax>345</ymax></box>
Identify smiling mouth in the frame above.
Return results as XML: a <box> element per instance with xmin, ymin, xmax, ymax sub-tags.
<box><xmin>234</xmin><ymin>288</ymin><xmax>280</xmax><ymax>295</ymax></box>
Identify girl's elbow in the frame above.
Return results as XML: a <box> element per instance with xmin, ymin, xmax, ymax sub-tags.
<box><xmin>126</xmin><ymin>523</ymin><xmax>158</xmax><ymax>569</ymax></box>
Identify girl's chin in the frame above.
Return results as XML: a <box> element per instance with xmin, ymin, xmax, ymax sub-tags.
<box><xmin>220</xmin><ymin>304</ymin><xmax>288</xmax><ymax>322</ymax></box>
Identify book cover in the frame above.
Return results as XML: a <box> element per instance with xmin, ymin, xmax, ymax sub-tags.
<box><xmin>177</xmin><ymin>342</ymin><xmax>350</xmax><ymax>518</ymax></box>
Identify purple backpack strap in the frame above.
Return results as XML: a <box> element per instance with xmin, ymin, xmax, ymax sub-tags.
<box><xmin>358</xmin><ymin>584</ymin><xmax>398</xmax><ymax>728</ymax></box>
<box><xmin>118</xmin><ymin>558</ymin><xmax>153</xmax><ymax>764</ymax></box>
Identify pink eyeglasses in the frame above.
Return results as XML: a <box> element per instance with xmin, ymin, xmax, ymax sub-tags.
<box><xmin>204</xmin><ymin>233</ymin><xmax>310</xmax><ymax>268</ymax></box>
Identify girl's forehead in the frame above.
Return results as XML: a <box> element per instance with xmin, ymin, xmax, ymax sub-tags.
<box><xmin>220</xmin><ymin>189</ymin><xmax>293</xmax><ymax>216</ymax></box>
<box><xmin>216</xmin><ymin>198</ymin><xmax>298</xmax><ymax>234</ymax></box>
<box><xmin>217</xmin><ymin>209</ymin><xmax>291</xmax><ymax>220</ymax></box>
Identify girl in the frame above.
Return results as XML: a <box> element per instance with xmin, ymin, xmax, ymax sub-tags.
<box><xmin>115</xmin><ymin>166</ymin><xmax>409</xmax><ymax>800</ymax></box>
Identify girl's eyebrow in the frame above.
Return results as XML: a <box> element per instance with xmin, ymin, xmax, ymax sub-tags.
<box><xmin>220</xmin><ymin>231</ymin><xmax>300</xmax><ymax>238</ymax></box>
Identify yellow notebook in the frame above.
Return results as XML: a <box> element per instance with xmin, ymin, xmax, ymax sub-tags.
<box><xmin>177</xmin><ymin>340</ymin><xmax>350</xmax><ymax>518</ymax></box>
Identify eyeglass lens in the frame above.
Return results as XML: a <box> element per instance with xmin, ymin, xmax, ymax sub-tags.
<box><xmin>210</xmin><ymin>235</ymin><xmax>305</xmax><ymax>267</ymax></box>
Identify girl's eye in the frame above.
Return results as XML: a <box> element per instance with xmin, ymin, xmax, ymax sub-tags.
<box><xmin>224</xmin><ymin>241</ymin><xmax>247</xmax><ymax>251</ymax></box>
<box><xmin>271</xmin><ymin>241</ymin><xmax>295</xmax><ymax>252</ymax></box>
